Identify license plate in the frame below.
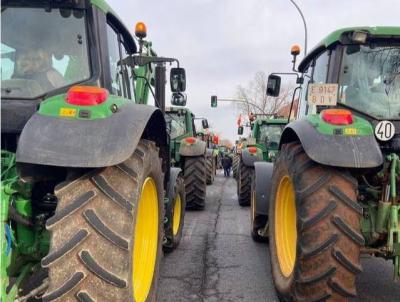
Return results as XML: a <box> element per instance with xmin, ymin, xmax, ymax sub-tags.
<box><xmin>307</xmin><ymin>83</ymin><xmax>338</xmax><ymax>106</ymax></box>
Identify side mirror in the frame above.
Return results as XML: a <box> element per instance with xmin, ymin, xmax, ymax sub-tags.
<box><xmin>171</xmin><ymin>92</ymin><xmax>187</xmax><ymax>106</ymax></box>
<box><xmin>267</xmin><ymin>74</ymin><xmax>281</xmax><ymax>97</ymax></box>
<box><xmin>202</xmin><ymin>119</ymin><xmax>209</xmax><ymax>129</ymax></box>
<box><xmin>238</xmin><ymin>126</ymin><xmax>244</xmax><ymax>135</ymax></box>
<box><xmin>170</xmin><ymin>68</ymin><xmax>186</xmax><ymax>92</ymax></box>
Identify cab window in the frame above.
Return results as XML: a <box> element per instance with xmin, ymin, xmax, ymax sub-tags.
<box><xmin>106</xmin><ymin>23</ymin><xmax>133</xmax><ymax>99</ymax></box>
<box><xmin>312</xmin><ymin>51</ymin><xmax>330</xmax><ymax>83</ymax></box>
<box><xmin>106</xmin><ymin>24</ymin><xmax>123</xmax><ymax>96</ymax></box>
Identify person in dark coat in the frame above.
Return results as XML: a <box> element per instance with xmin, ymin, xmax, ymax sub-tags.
<box><xmin>222</xmin><ymin>154</ymin><xmax>233</xmax><ymax>177</ymax></box>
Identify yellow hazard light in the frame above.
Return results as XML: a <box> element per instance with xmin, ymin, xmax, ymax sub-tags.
<box><xmin>135</xmin><ymin>22</ymin><xmax>147</xmax><ymax>39</ymax></box>
<box><xmin>291</xmin><ymin>44</ymin><xmax>301</xmax><ymax>56</ymax></box>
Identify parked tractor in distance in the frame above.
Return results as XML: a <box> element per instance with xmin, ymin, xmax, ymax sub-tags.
<box><xmin>197</xmin><ymin>129</ymin><xmax>219</xmax><ymax>185</ymax></box>
<box><xmin>254</xmin><ymin>27</ymin><xmax>400</xmax><ymax>301</ymax></box>
<box><xmin>1</xmin><ymin>1</ymin><xmax>187</xmax><ymax>301</ymax></box>
<box><xmin>166</xmin><ymin>107</ymin><xmax>208</xmax><ymax>210</ymax></box>
<box><xmin>237</xmin><ymin>116</ymin><xmax>286</xmax><ymax>209</ymax></box>
<box><xmin>232</xmin><ymin>138</ymin><xmax>246</xmax><ymax>178</ymax></box>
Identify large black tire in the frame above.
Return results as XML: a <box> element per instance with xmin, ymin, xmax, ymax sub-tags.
<box><xmin>206</xmin><ymin>156</ymin><xmax>215</xmax><ymax>185</ymax></box>
<box><xmin>213</xmin><ymin>156</ymin><xmax>217</xmax><ymax>176</ymax></box>
<box><xmin>269</xmin><ymin>143</ymin><xmax>363</xmax><ymax>302</ymax></box>
<box><xmin>42</xmin><ymin>140</ymin><xmax>164</xmax><ymax>302</ymax></box>
<box><xmin>184</xmin><ymin>156</ymin><xmax>206</xmax><ymax>210</ymax></box>
<box><xmin>237</xmin><ymin>160</ymin><xmax>253</xmax><ymax>206</ymax></box>
<box><xmin>232</xmin><ymin>154</ymin><xmax>240</xmax><ymax>179</ymax></box>
<box><xmin>250</xmin><ymin>175</ymin><xmax>268</xmax><ymax>243</ymax></box>
<box><xmin>163</xmin><ymin>176</ymin><xmax>185</xmax><ymax>253</ymax></box>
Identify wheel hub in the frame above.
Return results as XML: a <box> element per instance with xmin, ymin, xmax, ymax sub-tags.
<box><xmin>274</xmin><ymin>175</ymin><xmax>297</xmax><ymax>277</ymax></box>
<box><xmin>173</xmin><ymin>194</ymin><xmax>182</xmax><ymax>236</ymax></box>
<box><xmin>133</xmin><ymin>177</ymin><xmax>159</xmax><ymax>301</ymax></box>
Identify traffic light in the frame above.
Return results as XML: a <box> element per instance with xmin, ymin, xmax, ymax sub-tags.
<box><xmin>211</xmin><ymin>95</ymin><xmax>218</xmax><ymax>108</ymax></box>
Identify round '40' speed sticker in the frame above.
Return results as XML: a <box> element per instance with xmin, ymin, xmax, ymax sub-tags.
<box><xmin>375</xmin><ymin>121</ymin><xmax>395</xmax><ymax>141</ymax></box>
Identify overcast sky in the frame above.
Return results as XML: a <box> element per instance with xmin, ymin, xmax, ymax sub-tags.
<box><xmin>110</xmin><ymin>0</ymin><xmax>399</xmax><ymax>141</ymax></box>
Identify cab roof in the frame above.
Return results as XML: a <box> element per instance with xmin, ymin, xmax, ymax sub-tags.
<box><xmin>298</xmin><ymin>26</ymin><xmax>400</xmax><ymax>72</ymax></box>
<box><xmin>91</xmin><ymin>0</ymin><xmax>115</xmax><ymax>14</ymax></box>
<box><xmin>166</xmin><ymin>107</ymin><xmax>193</xmax><ymax>114</ymax></box>
<box><xmin>256</xmin><ymin>117</ymin><xmax>287</xmax><ymax>125</ymax></box>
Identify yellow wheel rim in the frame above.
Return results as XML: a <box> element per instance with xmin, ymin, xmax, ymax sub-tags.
<box><xmin>133</xmin><ymin>177</ymin><xmax>159</xmax><ymax>302</ymax></box>
<box><xmin>173</xmin><ymin>194</ymin><xmax>182</xmax><ymax>236</ymax></box>
<box><xmin>274</xmin><ymin>175</ymin><xmax>297</xmax><ymax>278</ymax></box>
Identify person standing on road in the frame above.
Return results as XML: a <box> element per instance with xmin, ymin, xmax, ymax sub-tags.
<box><xmin>222</xmin><ymin>154</ymin><xmax>233</xmax><ymax>177</ymax></box>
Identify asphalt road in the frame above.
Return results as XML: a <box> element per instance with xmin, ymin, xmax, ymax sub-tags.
<box><xmin>158</xmin><ymin>172</ymin><xmax>400</xmax><ymax>302</ymax></box>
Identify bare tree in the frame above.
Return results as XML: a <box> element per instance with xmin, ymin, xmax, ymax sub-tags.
<box><xmin>219</xmin><ymin>139</ymin><xmax>233</xmax><ymax>149</ymax></box>
<box><xmin>235</xmin><ymin>71</ymin><xmax>294</xmax><ymax>117</ymax></box>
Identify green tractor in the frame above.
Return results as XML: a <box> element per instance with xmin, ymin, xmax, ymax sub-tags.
<box><xmin>1</xmin><ymin>1</ymin><xmax>187</xmax><ymax>301</ymax></box>
<box><xmin>236</xmin><ymin>116</ymin><xmax>286</xmax><ymax>208</ymax></box>
<box><xmin>232</xmin><ymin>138</ymin><xmax>247</xmax><ymax>179</ymax></box>
<box><xmin>165</xmin><ymin>107</ymin><xmax>209</xmax><ymax>209</ymax></box>
<box><xmin>196</xmin><ymin>129</ymin><xmax>219</xmax><ymax>185</ymax></box>
<box><xmin>253</xmin><ymin>27</ymin><xmax>400</xmax><ymax>301</ymax></box>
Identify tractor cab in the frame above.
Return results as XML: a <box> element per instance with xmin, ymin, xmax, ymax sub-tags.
<box><xmin>268</xmin><ymin>27</ymin><xmax>400</xmax><ymax>153</ymax></box>
<box><xmin>296</xmin><ymin>28</ymin><xmax>400</xmax><ymax>123</ymax></box>
<box><xmin>253</xmin><ymin>118</ymin><xmax>286</xmax><ymax>158</ymax></box>
<box><xmin>165</xmin><ymin>107</ymin><xmax>196</xmax><ymax>140</ymax></box>
<box><xmin>242</xmin><ymin>116</ymin><xmax>287</xmax><ymax>162</ymax></box>
<box><xmin>2</xmin><ymin>0</ymin><xmax>186</xmax><ymax>154</ymax></box>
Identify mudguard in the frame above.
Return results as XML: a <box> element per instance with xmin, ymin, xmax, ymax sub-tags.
<box><xmin>179</xmin><ymin>138</ymin><xmax>206</xmax><ymax>157</ymax></box>
<box><xmin>16</xmin><ymin>103</ymin><xmax>168</xmax><ymax>168</ymax></box>
<box><xmin>254</xmin><ymin>162</ymin><xmax>274</xmax><ymax>216</ymax></box>
<box><xmin>241</xmin><ymin>147</ymin><xmax>263</xmax><ymax>167</ymax></box>
<box><xmin>166</xmin><ymin>167</ymin><xmax>182</xmax><ymax>203</ymax></box>
<box><xmin>280</xmin><ymin>118</ymin><xmax>383</xmax><ymax>168</ymax></box>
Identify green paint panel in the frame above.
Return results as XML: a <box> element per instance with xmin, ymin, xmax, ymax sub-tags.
<box><xmin>321</xmin><ymin>26</ymin><xmax>400</xmax><ymax>49</ymax></box>
<box><xmin>38</xmin><ymin>93</ymin><xmax>131</xmax><ymax>120</ymax></box>
<box><xmin>306</xmin><ymin>114</ymin><xmax>373</xmax><ymax>136</ymax></box>
<box><xmin>300</xmin><ymin>26</ymin><xmax>400</xmax><ymax>71</ymax></box>
<box><xmin>90</xmin><ymin>0</ymin><xmax>115</xmax><ymax>14</ymax></box>
<box><xmin>1</xmin><ymin>151</ymin><xmax>49</xmax><ymax>301</ymax></box>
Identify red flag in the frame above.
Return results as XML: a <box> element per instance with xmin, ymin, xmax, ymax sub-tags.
<box><xmin>237</xmin><ymin>114</ymin><xmax>242</xmax><ymax>127</ymax></box>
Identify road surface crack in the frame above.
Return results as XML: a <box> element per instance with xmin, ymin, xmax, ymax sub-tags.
<box><xmin>199</xmin><ymin>177</ymin><xmax>228</xmax><ymax>301</ymax></box>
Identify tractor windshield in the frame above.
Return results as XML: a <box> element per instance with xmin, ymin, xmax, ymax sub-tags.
<box><xmin>338</xmin><ymin>44</ymin><xmax>400</xmax><ymax>119</ymax></box>
<box><xmin>259</xmin><ymin>124</ymin><xmax>284</xmax><ymax>149</ymax></box>
<box><xmin>1</xmin><ymin>6</ymin><xmax>90</xmax><ymax>99</ymax></box>
<box><xmin>166</xmin><ymin>112</ymin><xmax>187</xmax><ymax>139</ymax></box>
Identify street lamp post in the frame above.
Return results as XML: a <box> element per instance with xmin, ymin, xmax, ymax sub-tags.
<box><xmin>288</xmin><ymin>0</ymin><xmax>308</xmax><ymax>55</ymax></box>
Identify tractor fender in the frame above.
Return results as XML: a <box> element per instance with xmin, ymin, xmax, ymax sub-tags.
<box><xmin>280</xmin><ymin>118</ymin><xmax>383</xmax><ymax>168</ymax></box>
<box><xmin>253</xmin><ymin>162</ymin><xmax>274</xmax><ymax>216</ymax></box>
<box><xmin>166</xmin><ymin>167</ymin><xmax>182</xmax><ymax>204</ymax></box>
<box><xmin>241</xmin><ymin>147</ymin><xmax>263</xmax><ymax>167</ymax></box>
<box><xmin>178</xmin><ymin>138</ymin><xmax>206</xmax><ymax>157</ymax></box>
<box><xmin>16</xmin><ymin>103</ymin><xmax>168</xmax><ymax>168</ymax></box>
